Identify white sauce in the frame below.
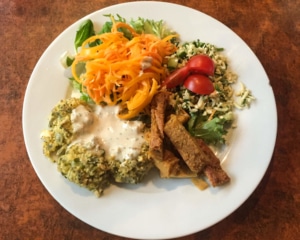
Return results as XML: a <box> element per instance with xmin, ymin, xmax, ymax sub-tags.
<box><xmin>70</xmin><ymin>104</ymin><xmax>146</xmax><ymax>161</ymax></box>
<box><xmin>71</xmin><ymin>105</ymin><xmax>94</xmax><ymax>133</ymax></box>
<box><xmin>140</xmin><ymin>56</ymin><xmax>153</xmax><ymax>71</ymax></box>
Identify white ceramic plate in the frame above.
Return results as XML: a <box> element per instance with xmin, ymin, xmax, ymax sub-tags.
<box><xmin>22</xmin><ymin>1</ymin><xmax>277</xmax><ymax>239</ymax></box>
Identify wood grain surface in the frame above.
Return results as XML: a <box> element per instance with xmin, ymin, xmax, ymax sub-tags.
<box><xmin>1</xmin><ymin>0</ymin><xmax>299</xmax><ymax>239</ymax></box>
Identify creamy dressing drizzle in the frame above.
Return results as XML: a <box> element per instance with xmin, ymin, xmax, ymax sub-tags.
<box><xmin>140</xmin><ymin>56</ymin><xmax>153</xmax><ymax>71</ymax></box>
<box><xmin>70</xmin><ymin>104</ymin><xmax>146</xmax><ymax>161</ymax></box>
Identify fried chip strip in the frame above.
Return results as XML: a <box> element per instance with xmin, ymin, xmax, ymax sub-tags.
<box><xmin>149</xmin><ymin>91</ymin><xmax>170</xmax><ymax>161</ymax></box>
<box><xmin>154</xmin><ymin>149</ymin><xmax>197</xmax><ymax>178</ymax></box>
<box><xmin>197</xmin><ymin>138</ymin><xmax>230</xmax><ymax>186</ymax></box>
<box><xmin>164</xmin><ymin>114</ymin><xmax>208</xmax><ymax>173</ymax></box>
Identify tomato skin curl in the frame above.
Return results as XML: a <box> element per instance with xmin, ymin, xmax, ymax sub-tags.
<box><xmin>183</xmin><ymin>74</ymin><xmax>214</xmax><ymax>95</ymax></box>
<box><xmin>186</xmin><ymin>54</ymin><xmax>215</xmax><ymax>76</ymax></box>
<box><xmin>163</xmin><ymin>66</ymin><xmax>189</xmax><ymax>88</ymax></box>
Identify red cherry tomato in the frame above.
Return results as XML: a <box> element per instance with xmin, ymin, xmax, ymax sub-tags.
<box><xmin>163</xmin><ymin>66</ymin><xmax>189</xmax><ymax>88</ymax></box>
<box><xmin>186</xmin><ymin>55</ymin><xmax>215</xmax><ymax>76</ymax></box>
<box><xmin>183</xmin><ymin>74</ymin><xmax>214</xmax><ymax>95</ymax></box>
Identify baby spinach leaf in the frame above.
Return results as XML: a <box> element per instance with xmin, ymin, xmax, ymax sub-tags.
<box><xmin>74</xmin><ymin>19</ymin><xmax>95</xmax><ymax>52</ymax></box>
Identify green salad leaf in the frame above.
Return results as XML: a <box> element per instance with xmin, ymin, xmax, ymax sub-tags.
<box><xmin>99</xmin><ymin>21</ymin><xmax>113</xmax><ymax>34</ymax></box>
<box><xmin>187</xmin><ymin>114</ymin><xmax>228</xmax><ymax>145</ymax></box>
<box><xmin>99</xmin><ymin>14</ymin><xmax>133</xmax><ymax>39</ymax></box>
<box><xmin>130</xmin><ymin>17</ymin><xmax>175</xmax><ymax>39</ymax></box>
<box><xmin>66</xmin><ymin>56</ymin><xmax>74</xmax><ymax>67</ymax></box>
<box><xmin>74</xmin><ymin>19</ymin><xmax>95</xmax><ymax>52</ymax></box>
<box><xmin>97</xmin><ymin>15</ymin><xmax>176</xmax><ymax>40</ymax></box>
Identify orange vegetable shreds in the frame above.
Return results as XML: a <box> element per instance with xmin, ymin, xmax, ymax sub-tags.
<box><xmin>71</xmin><ymin>20</ymin><xmax>178</xmax><ymax>119</ymax></box>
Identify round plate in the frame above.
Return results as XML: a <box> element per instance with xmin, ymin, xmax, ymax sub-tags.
<box><xmin>22</xmin><ymin>1</ymin><xmax>277</xmax><ymax>239</ymax></box>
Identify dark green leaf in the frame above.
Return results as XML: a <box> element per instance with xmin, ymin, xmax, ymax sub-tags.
<box><xmin>99</xmin><ymin>21</ymin><xmax>113</xmax><ymax>34</ymax></box>
<box><xmin>187</xmin><ymin>114</ymin><xmax>227</xmax><ymax>144</ymax></box>
<box><xmin>74</xmin><ymin>19</ymin><xmax>95</xmax><ymax>52</ymax></box>
<box><xmin>99</xmin><ymin>18</ymin><xmax>133</xmax><ymax>39</ymax></box>
<box><xmin>66</xmin><ymin>56</ymin><xmax>74</xmax><ymax>67</ymax></box>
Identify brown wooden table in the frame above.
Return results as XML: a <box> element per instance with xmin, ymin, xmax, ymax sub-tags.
<box><xmin>1</xmin><ymin>0</ymin><xmax>299</xmax><ymax>239</ymax></box>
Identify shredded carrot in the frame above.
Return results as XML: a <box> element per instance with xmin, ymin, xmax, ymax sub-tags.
<box><xmin>71</xmin><ymin>20</ymin><xmax>177</xmax><ymax>119</ymax></box>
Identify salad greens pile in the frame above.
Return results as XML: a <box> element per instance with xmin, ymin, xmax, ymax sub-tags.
<box><xmin>62</xmin><ymin>15</ymin><xmax>254</xmax><ymax>146</ymax></box>
<box><xmin>63</xmin><ymin>14</ymin><xmax>176</xmax><ymax>103</ymax></box>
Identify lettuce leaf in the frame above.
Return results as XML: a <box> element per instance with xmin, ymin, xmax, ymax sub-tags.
<box><xmin>98</xmin><ymin>15</ymin><xmax>176</xmax><ymax>39</ymax></box>
<box><xmin>74</xmin><ymin>19</ymin><xmax>95</xmax><ymax>52</ymax></box>
<box><xmin>130</xmin><ymin>17</ymin><xmax>176</xmax><ymax>39</ymax></box>
<box><xmin>187</xmin><ymin>114</ymin><xmax>228</xmax><ymax>145</ymax></box>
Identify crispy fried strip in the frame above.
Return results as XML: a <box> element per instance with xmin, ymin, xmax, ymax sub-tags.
<box><xmin>164</xmin><ymin>114</ymin><xmax>208</xmax><ymax>173</ymax></box>
<box><xmin>197</xmin><ymin>138</ymin><xmax>230</xmax><ymax>186</ymax></box>
<box><xmin>154</xmin><ymin>149</ymin><xmax>197</xmax><ymax>178</ymax></box>
<box><xmin>149</xmin><ymin>91</ymin><xmax>170</xmax><ymax>161</ymax></box>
